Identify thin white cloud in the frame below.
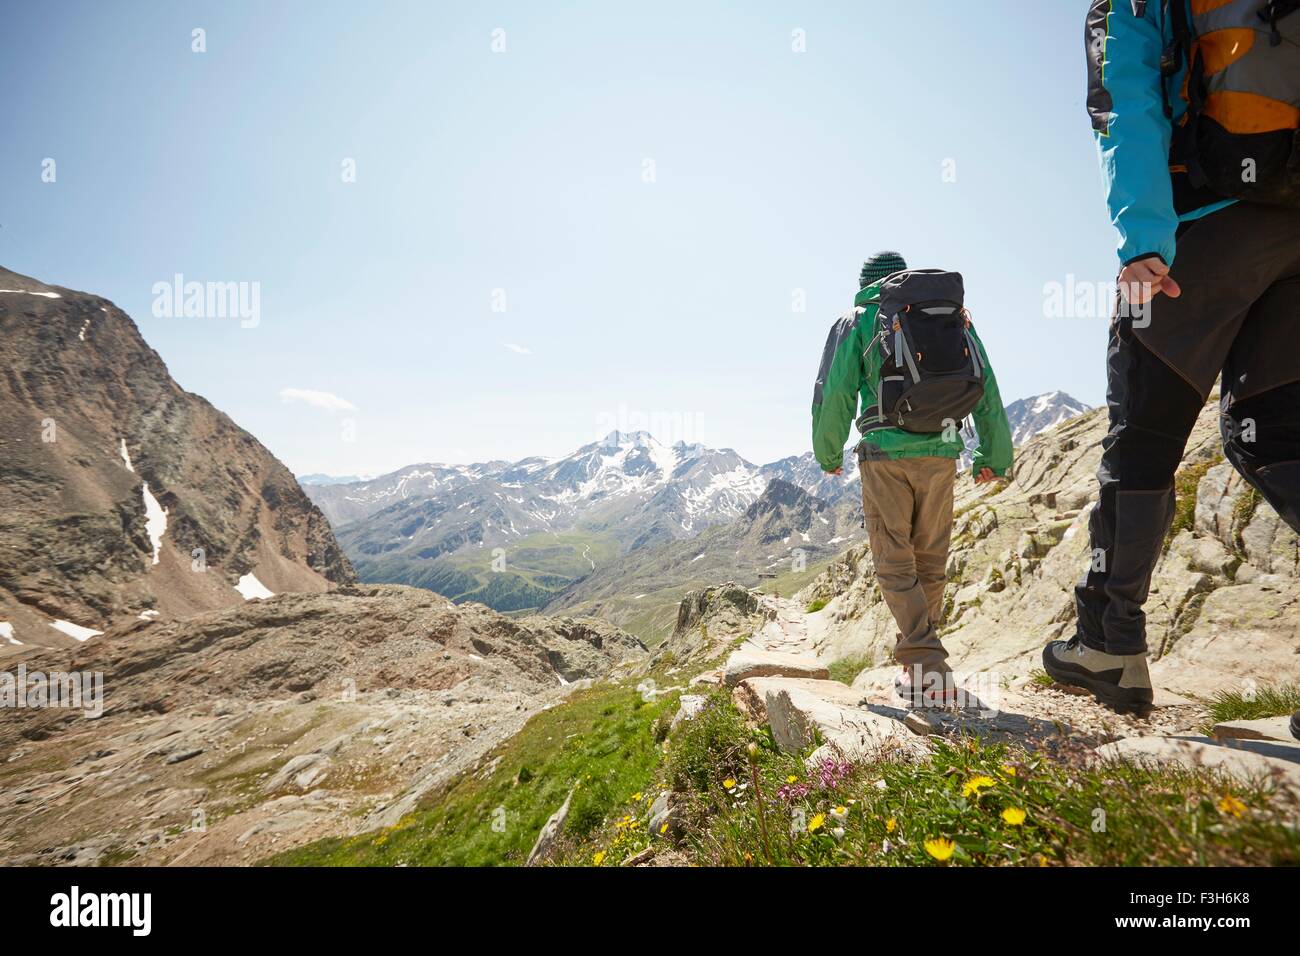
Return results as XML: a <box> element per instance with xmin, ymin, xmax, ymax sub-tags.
<box><xmin>503</xmin><ymin>343</ymin><xmax>532</xmax><ymax>355</ymax></box>
<box><xmin>279</xmin><ymin>388</ymin><xmax>357</xmax><ymax>412</ymax></box>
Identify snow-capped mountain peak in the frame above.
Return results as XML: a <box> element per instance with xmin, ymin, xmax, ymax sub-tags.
<box><xmin>1005</xmin><ymin>391</ymin><xmax>1092</xmax><ymax>446</ymax></box>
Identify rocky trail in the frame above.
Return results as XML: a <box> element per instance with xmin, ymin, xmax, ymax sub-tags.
<box><xmin>679</xmin><ymin>590</ymin><xmax>1300</xmax><ymax>796</ymax></box>
<box><xmin>648</xmin><ymin>389</ymin><xmax>1300</xmax><ymax>806</ymax></box>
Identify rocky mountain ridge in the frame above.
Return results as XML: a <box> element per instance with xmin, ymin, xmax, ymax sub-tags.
<box><xmin>0</xmin><ymin>268</ymin><xmax>353</xmax><ymax>653</ymax></box>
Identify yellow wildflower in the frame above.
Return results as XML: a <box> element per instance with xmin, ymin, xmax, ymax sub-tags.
<box><xmin>593</xmin><ymin>851</ymin><xmax>606</xmax><ymax>865</ymax></box>
<box><xmin>808</xmin><ymin>813</ymin><xmax>826</xmax><ymax>833</ymax></box>
<box><xmin>632</xmin><ymin>792</ymin><xmax>643</xmax><ymax>802</ymax></box>
<box><xmin>1000</xmin><ymin>764</ymin><xmax>1018</xmax><ymax>777</ymax></box>
<box><xmin>1001</xmin><ymin>807</ymin><xmax>1027</xmax><ymax>826</ymax></box>
<box><xmin>962</xmin><ymin>775</ymin><xmax>996</xmax><ymax>798</ymax></box>
<box><xmin>787</xmin><ymin>775</ymin><xmax>799</xmax><ymax>784</ymax></box>
<box><xmin>924</xmin><ymin>838</ymin><xmax>956</xmax><ymax>861</ymax></box>
<box><xmin>659</xmin><ymin>822</ymin><xmax>669</xmax><ymax>835</ymax></box>
<box><xmin>723</xmin><ymin>778</ymin><xmax>737</xmax><ymax>790</ymax></box>
<box><xmin>885</xmin><ymin>817</ymin><xmax>897</xmax><ymax>833</ymax></box>
<box><xmin>1217</xmin><ymin>795</ymin><xmax>1247</xmax><ymax>818</ymax></box>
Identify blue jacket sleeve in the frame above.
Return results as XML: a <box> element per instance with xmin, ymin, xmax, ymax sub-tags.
<box><xmin>1085</xmin><ymin>0</ymin><xmax>1178</xmax><ymax>268</ymax></box>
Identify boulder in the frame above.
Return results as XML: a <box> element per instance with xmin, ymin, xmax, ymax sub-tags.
<box><xmin>648</xmin><ymin>791</ymin><xmax>682</xmax><ymax>842</ymax></box>
<box><xmin>904</xmin><ymin>710</ymin><xmax>941</xmax><ymax>736</ymax></box>
<box><xmin>526</xmin><ymin>788</ymin><xmax>574</xmax><ymax>866</ymax></box>
<box><xmin>1241</xmin><ymin>506</ymin><xmax>1300</xmax><ymax>576</ymax></box>
<box><xmin>722</xmin><ymin>648</ymin><xmax>828</xmax><ymax>687</ymax></box>
<box><xmin>1092</xmin><ymin>735</ymin><xmax>1300</xmax><ymax>793</ymax></box>
<box><xmin>733</xmin><ymin>675</ymin><xmax>863</xmax><ymax>723</ymax></box>
<box><xmin>674</xmin><ymin>583</ymin><xmax>761</xmax><ymax>634</ymax></box>
<box><xmin>263</xmin><ymin>752</ymin><xmax>330</xmax><ymax>793</ymax></box>
<box><xmin>1210</xmin><ymin>716</ymin><xmax>1298</xmax><ymax>745</ymax></box>
<box><xmin>743</xmin><ymin>677</ymin><xmax>924</xmax><ymax>761</ymax></box>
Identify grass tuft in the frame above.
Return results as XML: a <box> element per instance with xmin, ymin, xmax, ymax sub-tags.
<box><xmin>1207</xmin><ymin>683</ymin><xmax>1300</xmax><ymax>726</ymax></box>
<box><xmin>827</xmin><ymin>655</ymin><xmax>874</xmax><ymax>686</ymax></box>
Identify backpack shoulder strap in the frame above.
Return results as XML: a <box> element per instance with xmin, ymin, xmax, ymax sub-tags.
<box><xmin>1159</xmin><ymin>0</ymin><xmax>1195</xmax><ymax>120</ymax></box>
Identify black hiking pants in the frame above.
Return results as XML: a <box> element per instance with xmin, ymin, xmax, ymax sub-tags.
<box><xmin>1076</xmin><ymin>202</ymin><xmax>1300</xmax><ymax>656</ymax></box>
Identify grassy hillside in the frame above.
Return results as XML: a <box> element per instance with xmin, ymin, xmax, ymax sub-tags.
<box><xmin>264</xmin><ymin>678</ymin><xmax>680</xmax><ymax>867</ymax></box>
<box><xmin>352</xmin><ymin>529</ymin><xmax>620</xmax><ymax>613</ymax></box>
<box><xmin>266</xmin><ymin>676</ymin><xmax>1300</xmax><ymax>868</ymax></box>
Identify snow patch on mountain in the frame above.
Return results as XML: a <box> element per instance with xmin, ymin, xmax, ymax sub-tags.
<box><xmin>141</xmin><ymin>482</ymin><xmax>168</xmax><ymax>565</ymax></box>
<box><xmin>49</xmin><ymin>620</ymin><xmax>103</xmax><ymax>642</ymax></box>
<box><xmin>235</xmin><ymin>573</ymin><xmax>275</xmax><ymax>600</ymax></box>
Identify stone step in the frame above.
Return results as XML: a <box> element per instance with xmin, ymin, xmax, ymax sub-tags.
<box><xmin>732</xmin><ymin>676</ymin><xmax>925</xmax><ymax>764</ymax></box>
<box><xmin>722</xmin><ymin>648</ymin><xmax>828</xmax><ymax>687</ymax></box>
<box><xmin>1210</xmin><ymin>716</ymin><xmax>1298</xmax><ymax>745</ymax></box>
<box><xmin>733</xmin><ymin>676</ymin><xmax>861</xmax><ymax>721</ymax></box>
<box><xmin>1092</xmin><ymin>735</ymin><xmax>1300</xmax><ymax>793</ymax></box>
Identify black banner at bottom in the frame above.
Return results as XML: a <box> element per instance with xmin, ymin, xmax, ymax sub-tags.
<box><xmin>0</xmin><ymin>864</ymin><xmax>1286</xmax><ymax>941</ymax></box>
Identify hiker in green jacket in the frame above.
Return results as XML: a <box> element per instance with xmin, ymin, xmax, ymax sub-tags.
<box><xmin>811</xmin><ymin>252</ymin><xmax>1014</xmax><ymax>706</ymax></box>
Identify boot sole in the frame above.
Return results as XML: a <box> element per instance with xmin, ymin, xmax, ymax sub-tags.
<box><xmin>895</xmin><ymin>685</ymin><xmax>961</xmax><ymax>710</ymax></box>
<box><xmin>1041</xmin><ymin>645</ymin><xmax>1154</xmax><ymax>718</ymax></box>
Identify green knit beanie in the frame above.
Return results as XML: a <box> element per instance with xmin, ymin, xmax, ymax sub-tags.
<box><xmin>859</xmin><ymin>251</ymin><xmax>908</xmax><ymax>289</ymax></box>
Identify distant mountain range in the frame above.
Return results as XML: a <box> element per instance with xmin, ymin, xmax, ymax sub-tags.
<box><xmin>303</xmin><ymin>392</ymin><xmax>1089</xmax><ymax>622</ymax></box>
<box><xmin>544</xmin><ymin>478</ymin><xmax>865</xmax><ymax>638</ymax></box>
<box><xmin>298</xmin><ymin>473</ymin><xmax>373</xmax><ymax>486</ymax></box>
<box><xmin>304</xmin><ymin>433</ymin><xmax>857</xmax><ymax>613</ymax></box>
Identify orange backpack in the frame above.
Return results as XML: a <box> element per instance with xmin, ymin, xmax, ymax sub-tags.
<box><xmin>1162</xmin><ymin>0</ymin><xmax>1300</xmax><ymax>208</ymax></box>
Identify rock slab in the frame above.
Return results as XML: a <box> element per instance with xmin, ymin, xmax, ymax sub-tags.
<box><xmin>722</xmin><ymin>648</ymin><xmax>829</xmax><ymax>687</ymax></box>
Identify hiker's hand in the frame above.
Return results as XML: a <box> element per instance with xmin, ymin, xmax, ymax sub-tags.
<box><xmin>826</xmin><ymin>467</ymin><xmax>843</xmax><ymax>476</ymax></box>
<box><xmin>1118</xmin><ymin>255</ymin><xmax>1181</xmax><ymax>305</ymax></box>
<box><xmin>974</xmin><ymin>467</ymin><xmax>997</xmax><ymax>484</ymax></box>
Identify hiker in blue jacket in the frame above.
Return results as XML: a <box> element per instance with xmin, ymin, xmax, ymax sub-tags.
<box><xmin>1044</xmin><ymin>1</ymin><xmax>1300</xmax><ymax>735</ymax></box>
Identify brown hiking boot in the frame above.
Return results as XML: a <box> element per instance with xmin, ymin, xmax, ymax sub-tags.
<box><xmin>1042</xmin><ymin>636</ymin><xmax>1153</xmax><ymax>717</ymax></box>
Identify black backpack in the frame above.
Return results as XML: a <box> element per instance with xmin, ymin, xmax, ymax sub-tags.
<box><xmin>867</xmin><ymin>270</ymin><xmax>985</xmax><ymax>434</ymax></box>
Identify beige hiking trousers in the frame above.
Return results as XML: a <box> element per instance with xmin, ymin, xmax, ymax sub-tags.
<box><xmin>858</xmin><ymin>457</ymin><xmax>955</xmax><ymax>671</ymax></box>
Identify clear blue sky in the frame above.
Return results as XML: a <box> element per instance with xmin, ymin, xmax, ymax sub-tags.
<box><xmin>3</xmin><ymin>0</ymin><xmax>1119</xmax><ymax>476</ymax></box>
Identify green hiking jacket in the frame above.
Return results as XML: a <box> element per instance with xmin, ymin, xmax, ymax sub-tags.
<box><xmin>811</xmin><ymin>278</ymin><xmax>1014</xmax><ymax>477</ymax></box>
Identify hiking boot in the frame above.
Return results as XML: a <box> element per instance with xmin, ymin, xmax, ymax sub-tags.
<box><xmin>894</xmin><ymin>665</ymin><xmax>958</xmax><ymax>709</ymax></box>
<box><xmin>1291</xmin><ymin>710</ymin><xmax>1299</xmax><ymax>742</ymax></box>
<box><xmin>1042</xmin><ymin>636</ymin><xmax>1153</xmax><ymax>717</ymax></box>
